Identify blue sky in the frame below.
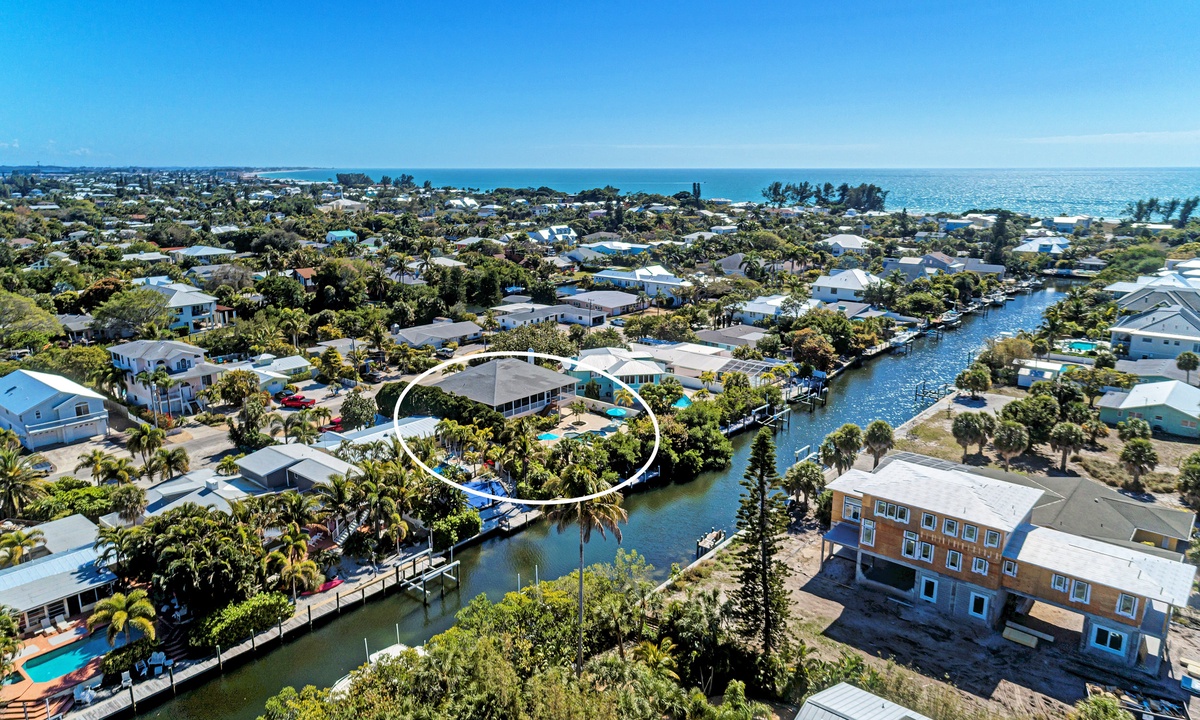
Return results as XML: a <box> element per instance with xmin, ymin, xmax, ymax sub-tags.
<box><xmin>2</xmin><ymin>1</ymin><xmax>1199</xmax><ymax>168</ymax></box>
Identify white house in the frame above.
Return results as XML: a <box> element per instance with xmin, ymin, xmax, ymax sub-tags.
<box><xmin>168</xmin><ymin>246</ymin><xmax>236</xmax><ymax>265</ymax></box>
<box><xmin>811</xmin><ymin>269</ymin><xmax>881</xmax><ymax>303</ymax></box>
<box><xmin>591</xmin><ymin>265</ymin><xmax>693</xmax><ymax>306</ymax></box>
<box><xmin>1013</xmin><ymin>237</ymin><xmax>1071</xmax><ymax>256</ymax></box>
<box><xmin>1048</xmin><ymin>215</ymin><xmax>1093</xmax><ymax>233</ymax></box>
<box><xmin>1109</xmin><ymin>305</ymin><xmax>1200</xmax><ymax>360</ymax></box>
<box><xmin>734</xmin><ymin>294</ymin><xmax>820</xmax><ymax>324</ymax></box>
<box><xmin>819</xmin><ymin>234</ymin><xmax>873</xmax><ymax>257</ymax></box>
<box><xmin>108</xmin><ymin>340</ymin><xmax>225</xmax><ymax>415</ymax></box>
<box><xmin>530</xmin><ymin>225</ymin><xmax>578</xmax><ymax>245</ymax></box>
<box><xmin>0</xmin><ymin>370</ymin><xmax>108</xmax><ymax>449</ymax></box>
<box><xmin>143</xmin><ymin>282</ymin><xmax>218</xmax><ymax>332</ymax></box>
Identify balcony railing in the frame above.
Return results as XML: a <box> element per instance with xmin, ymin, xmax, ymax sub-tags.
<box><xmin>24</xmin><ymin>411</ymin><xmax>108</xmax><ymax>433</ymax></box>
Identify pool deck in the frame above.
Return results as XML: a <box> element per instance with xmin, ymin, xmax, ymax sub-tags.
<box><xmin>2</xmin><ymin>616</ymin><xmax>101</xmax><ymax>704</ymax></box>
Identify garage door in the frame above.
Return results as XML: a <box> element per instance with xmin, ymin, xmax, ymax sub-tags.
<box><xmin>65</xmin><ymin>422</ymin><xmax>98</xmax><ymax>443</ymax></box>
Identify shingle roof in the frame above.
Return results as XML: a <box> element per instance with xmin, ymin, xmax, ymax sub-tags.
<box><xmin>432</xmin><ymin>359</ymin><xmax>576</xmax><ymax>407</ymax></box>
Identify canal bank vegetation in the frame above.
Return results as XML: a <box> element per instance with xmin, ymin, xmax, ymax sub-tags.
<box><xmin>257</xmin><ymin>429</ymin><xmax>1013</xmax><ymax>720</ymax></box>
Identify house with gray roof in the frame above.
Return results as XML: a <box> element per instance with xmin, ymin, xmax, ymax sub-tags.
<box><xmin>0</xmin><ymin>515</ymin><xmax>112</xmax><ymax>632</ymax></box>
<box><xmin>109</xmin><ymin>339</ymin><xmax>224</xmax><ymax>415</ymax></box>
<box><xmin>432</xmin><ymin>359</ymin><xmax>577</xmax><ymax>418</ymax></box>
<box><xmin>1109</xmin><ymin>304</ymin><xmax>1200</xmax><ymax>360</ymax></box>
<box><xmin>236</xmin><ymin>444</ymin><xmax>357</xmax><ymax>491</ymax></box>
<box><xmin>392</xmin><ymin>320</ymin><xmax>482</xmax><ymax>349</ymax></box>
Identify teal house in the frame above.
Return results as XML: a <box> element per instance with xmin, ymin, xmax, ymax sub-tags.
<box><xmin>570</xmin><ymin>347</ymin><xmax>666</xmax><ymax>403</ymax></box>
<box><xmin>1096</xmin><ymin>380</ymin><xmax>1200</xmax><ymax>437</ymax></box>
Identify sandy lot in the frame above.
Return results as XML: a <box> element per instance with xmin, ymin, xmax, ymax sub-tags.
<box><xmin>667</xmin><ymin>523</ymin><xmax>1200</xmax><ymax>719</ymax></box>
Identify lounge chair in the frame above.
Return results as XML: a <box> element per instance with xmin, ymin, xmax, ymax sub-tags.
<box><xmin>120</xmin><ymin>671</ymin><xmax>132</xmax><ymax>688</ymax></box>
<box><xmin>53</xmin><ymin>614</ymin><xmax>70</xmax><ymax>632</ymax></box>
<box><xmin>38</xmin><ymin>618</ymin><xmax>53</xmax><ymax>635</ymax></box>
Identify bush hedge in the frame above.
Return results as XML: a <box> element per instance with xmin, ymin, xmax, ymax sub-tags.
<box><xmin>101</xmin><ymin>637</ymin><xmax>156</xmax><ymax>675</ymax></box>
<box><xmin>432</xmin><ymin>510</ymin><xmax>482</xmax><ymax>551</ymax></box>
<box><xmin>189</xmin><ymin>593</ymin><xmax>294</xmax><ymax>650</ymax></box>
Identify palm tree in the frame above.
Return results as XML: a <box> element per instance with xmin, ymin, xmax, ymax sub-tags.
<box><xmin>75</xmin><ymin>449</ymin><xmax>115</xmax><ymax>484</ymax></box>
<box><xmin>267</xmin><ymin>552</ymin><xmax>322</xmax><ymax>600</ymax></box>
<box><xmin>154</xmin><ymin>447</ymin><xmax>190</xmax><ymax>480</ymax></box>
<box><xmin>315</xmin><ymin>474</ymin><xmax>358</xmax><ymax>538</ymax></box>
<box><xmin>544</xmin><ymin>465</ymin><xmax>627</xmax><ymax>677</ymax></box>
<box><xmin>0</xmin><ymin>528</ymin><xmax>45</xmax><ymax>566</ymax></box>
<box><xmin>100</xmin><ymin>457</ymin><xmax>138</xmax><ymax>485</ymax></box>
<box><xmin>613</xmin><ymin>388</ymin><xmax>634</xmax><ymax>408</ymax></box>
<box><xmin>631</xmin><ymin>637</ymin><xmax>679</xmax><ymax>681</ymax></box>
<box><xmin>87</xmin><ymin>589</ymin><xmax>156</xmax><ymax>647</ymax></box>
<box><xmin>278</xmin><ymin>308</ymin><xmax>308</xmax><ymax>351</ymax></box>
<box><xmin>89</xmin><ymin>364</ymin><xmax>128</xmax><ymax>399</ymax></box>
<box><xmin>699</xmin><ymin>370</ymin><xmax>717</xmax><ymax>393</ymax></box>
<box><xmin>126</xmin><ymin>423</ymin><xmax>165</xmax><ymax>464</ymax></box>
<box><xmin>216</xmin><ymin>454</ymin><xmax>242</xmax><ymax>476</ymax></box>
<box><xmin>0</xmin><ymin>429</ymin><xmax>18</xmax><ymax>451</ymax></box>
<box><xmin>863</xmin><ymin>420</ymin><xmax>894</xmax><ymax>469</ymax></box>
<box><xmin>110</xmin><ymin>485</ymin><xmax>148</xmax><ymax>525</ymax></box>
<box><xmin>0</xmin><ymin>448</ymin><xmax>47</xmax><ymax>518</ymax></box>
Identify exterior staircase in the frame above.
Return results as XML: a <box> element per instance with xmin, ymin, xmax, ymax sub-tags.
<box><xmin>334</xmin><ymin>512</ymin><xmax>363</xmax><ymax>546</ymax></box>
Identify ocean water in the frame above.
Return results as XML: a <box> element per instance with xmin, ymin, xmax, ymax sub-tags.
<box><xmin>258</xmin><ymin>167</ymin><xmax>1200</xmax><ymax>218</ymax></box>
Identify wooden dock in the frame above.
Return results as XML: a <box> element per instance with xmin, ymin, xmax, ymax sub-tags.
<box><xmin>56</xmin><ymin>551</ymin><xmax>457</xmax><ymax>720</ymax></box>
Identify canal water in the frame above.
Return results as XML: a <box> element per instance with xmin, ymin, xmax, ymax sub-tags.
<box><xmin>148</xmin><ymin>284</ymin><xmax>1064</xmax><ymax>720</ymax></box>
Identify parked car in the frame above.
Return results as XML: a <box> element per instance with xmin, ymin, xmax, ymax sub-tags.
<box><xmin>274</xmin><ymin>389</ymin><xmax>297</xmax><ymax>400</ymax></box>
<box><xmin>611</xmin><ymin>318</ymin><xmax>626</xmax><ymax>327</ymax></box>
<box><xmin>362</xmin><ymin>370</ymin><xmax>383</xmax><ymax>383</ymax></box>
<box><xmin>280</xmin><ymin>395</ymin><xmax>316</xmax><ymax>409</ymax></box>
<box><xmin>318</xmin><ymin>417</ymin><xmax>343</xmax><ymax>433</ymax></box>
<box><xmin>435</xmin><ymin>347</ymin><xmax>455</xmax><ymax>359</ymax></box>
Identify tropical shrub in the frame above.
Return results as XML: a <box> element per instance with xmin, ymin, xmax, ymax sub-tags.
<box><xmin>189</xmin><ymin>592</ymin><xmax>294</xmax><ymax>650</ymax></box>
<box><xmin>100</xmin><ymin>637</ymin><xmax>156</xmax><ymax>675</ymax></box>
<box><xmin>432</xmin><ymin>510</ymin><xmax>482</xmax><ymax>551</ymax></box>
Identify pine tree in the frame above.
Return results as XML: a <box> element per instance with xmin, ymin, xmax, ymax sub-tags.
<box><xmin>731</xmin><ymin>429</ymin><xmax>791</xmax><ymax>656</ymax></box>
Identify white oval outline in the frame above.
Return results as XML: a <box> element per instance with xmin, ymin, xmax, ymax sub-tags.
<box><xmin>390</xmin><ymin>350</ymin><xmax>661</xmax><ymax>506</ymax></box>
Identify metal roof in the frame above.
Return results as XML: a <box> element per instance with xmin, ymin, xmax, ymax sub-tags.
<box><xmin>0</xmin><ymin>370</ymin><xmax>104</xmax><ymax>415</ymax></box>
<box><xmin>0</xmin><ymin>546</ymin><xmax>114</xmax><ymax>612</ymax></box>
<box><xmin>795</xmin><ymin>683</ymin><xmax>930</xmax><ymax>720</ymax></box>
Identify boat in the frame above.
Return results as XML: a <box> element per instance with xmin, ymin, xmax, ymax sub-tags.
<box><xmin>988</xmin><ymin>295</ymin><xmax>1004</xmax><ymax>306</ymax></box>
<box><xmin>331</xmin><ymin>643</ymin><xmax>424</xmax><ymax>695</ymax></box>
<box><xmin>889</xmin><ymin>330</ymin><xmax>918</xmax><ymax>347</ymax></box>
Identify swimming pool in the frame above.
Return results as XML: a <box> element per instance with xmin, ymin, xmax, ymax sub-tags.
<box><xmin>22</xmin><ymin>633</ymin><xmax>124</xmax><ymax>683</ymax></box>
<box><xmin>1069</xmin><ymin>341</ymin><xmax>1097</xmax><ymax>352</ymax></box>
<box><xmin>536</xmin><ymin>432</ymin><xmax>559</xmax><ymax>441</ymax></box>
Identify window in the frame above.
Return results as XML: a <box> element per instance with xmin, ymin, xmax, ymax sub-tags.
<box><xmin>1116</xmin><ymin>594</ymin><xmax>1138</xmax><ymax>619</ymax></box>
<box><xmin>942</xmin><ymin>518</ymin><xmax>959</xmax><ymax>537</ymax></box>
<box><xmin>1184</xmin><ymin>420</ymin><xmax>1197</xmax><ymax>429</ymax></box>
<box><xmin>1051</xmin><ymin>574</ymin><xmax>1069</xmax><ymax>592</ymax></box>
<box><xmin>74</xmin><ymin>402</ymin><xmax>89</xmax><ymax>417</ymax></box>
<box><xmin>920</xmin><ymin>578</ymin><xmax>938</xmax><ymax>603</ymax></box>
<box><xmin>1070</xmin><ymin>580</ymin><xmax>1091</xmax><ymax>605</ymax></box>
<box><xmin>968</xmin><ymin>592</ymin><xmax>989</xmax><ymax>619</ymax></box>
<box><xmin>1002</xmin><ymin>560</ymin><xmax>1018</xmax><ymax>577</ymax></box>
<box><xmin>919</xmin><ymin>542</ymin><xmax>934</xmax><ymax>563</ymax></box>
<box><xmin>972</xmin><ymin>557</ymin><xmax>989</xmax><ymax>575</ymax></box>
<box><xmin>1091</xmin><ymin>626</ymin><xmax>1126</xmax><ymax>655</ymax></box>
<box><xmin>946</xmin><ymin>550</ymin><xmax>962</xmax><ymax>572</ymax></box>
<box><xmin>860</xmin><ymin>520</ymin><xmax>875</xmax><ymax>547</ymax></box>
<box><xmin>842</xmin><ymin>499</ymin><xmax>861</xmax><ymax>523</ymax></box>
<box><xmin>921</xmin><ymin>513</ymin><xmax>937</xmax><ymax>530</ymax></box>
<box><xmin>962</xmin><ymin>525</ymin><xmax>978</xmax><ymax>543</ymax></box>
<box><xmin>875</xmin><ymin>502</ymin><xmax>909</xmax><ymax>523</ymax></box>
<box><xmin>984</xmin><ymin>530</ymin><xmax>1001</xmax><ymax>548</ymax></box>
<box><xmin>902</xmin><ymin>531</ymin><xmax>919</xmax><ymax>559</ymax></box>
<box><xmin>33</xmin><ymin>410</ymin><xmax>40</xmax><ymax>420</ymax></box>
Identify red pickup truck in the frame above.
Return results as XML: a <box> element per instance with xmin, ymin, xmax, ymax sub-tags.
<box><xmin>280</xmin><ymin>395</ymin><xmax>316</xmax><ymax>409</ymax></box>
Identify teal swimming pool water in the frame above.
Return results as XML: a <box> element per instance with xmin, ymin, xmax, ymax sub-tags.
<box><xmin>22</xmin><ymin>633</ymin><xmax>123</xmax><ymax>683</ymax></box>
<box><xmin>1069</xmin><ymin>341</ymin><xmax>1097</xmax><ymax>352</ymax></box>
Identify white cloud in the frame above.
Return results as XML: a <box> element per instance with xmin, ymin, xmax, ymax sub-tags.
<box><xmin>1021</xmin><ymin>129</ymin><xmax>1200</xmax><ymax>145</ymax></box>
<box><xmin>0</xmin><ymin>139</ymin><xmax>18</xmax><ymax>149</ymax></box>
<box><xmin>68</xmin><ymin>147</ymin><xmax>92</xmax><ymax>156</ymax></box>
